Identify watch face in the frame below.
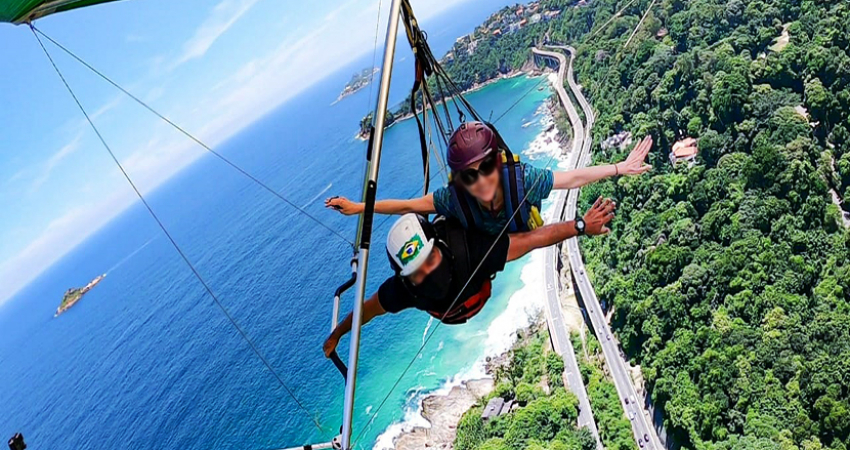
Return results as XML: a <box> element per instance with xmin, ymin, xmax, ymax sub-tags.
<box><xmin>577</xmin><ymin>219</ymin><xmax>585</xmax><ymax>231</ymax></box>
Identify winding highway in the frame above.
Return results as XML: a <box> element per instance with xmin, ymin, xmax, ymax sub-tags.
<box><xmin>536</xmin><ymin>45</ymin><xmax>665</xmax><ymax>450</ymax></box>
<box><xmin>533</xmin><ymin>46</ymin><xmax>603</xmax><ymax>450</ymax></box>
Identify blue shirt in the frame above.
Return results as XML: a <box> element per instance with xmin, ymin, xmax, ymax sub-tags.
<box><xmin>433</xmin><ymin>162</ymin><xmax>554</xmax><ymax>235</ymax></box>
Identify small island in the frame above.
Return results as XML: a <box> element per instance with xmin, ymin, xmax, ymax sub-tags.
<box><xmin>55</xmin><ymin>274</ymin><xmax>105</xmax><ymax>317</ymax></box>
<box><xmin>338</xmin><ymin>67</ymin><xmax>379</xmax><ymax>102</ymax></box>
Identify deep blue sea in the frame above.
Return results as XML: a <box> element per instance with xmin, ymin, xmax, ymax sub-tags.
<box><xmin>0</xmin><ymin>2</ymin><xmax>561</xmax><ymax>448</ymax></box>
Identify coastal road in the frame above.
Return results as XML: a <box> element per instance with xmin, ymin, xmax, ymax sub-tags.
<box><xmin>531</xmin><ymin>48</ymin><xmax>584</xmax><ymax>159</ymax></box>
<box><xmin>551</xmin><ymin>45</ymin><xmax>665</xmax><ymax>450</ymax></box>
<box><xmin>533</xmin><ymin>47</ymin><xmax>602</xmax><ymax>450</ymax></box>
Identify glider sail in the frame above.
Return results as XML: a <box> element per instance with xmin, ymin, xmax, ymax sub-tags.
<box><xmin>0</xmin><ymin>0</ymin><xmax>122</xmax><ymax>24</ymax></box>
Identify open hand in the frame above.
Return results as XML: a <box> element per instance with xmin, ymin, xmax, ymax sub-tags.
<box><xmin>325</xmin><ymin>196</ymin><xmax>363</xmax><ymax>216</ymax></box>
<box><xmin>616</xmin><ymin>135</ymin><xmax>653</xmax><ymax>176</ymax></box>
<box><xmin>583</xmin><ymin>197</ymin><xmax>616</xmax><ymax>235</ymax></box>
<box><xmin>323</xmin><ymin>333</ymin><xmax>340</xmax><ymax>358</ymax></box>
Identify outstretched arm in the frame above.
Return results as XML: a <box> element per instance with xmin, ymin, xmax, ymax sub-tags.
<box><xmin>553</xmin><ymin>136</ymin><xmax>653</xmax><ymax>190</ymax></box>
<box><xmin>324</xmin><ymin>293</ymin><xmax>387</xmax><ymax>357</ymax></box>
<box><xmin>325</xmin><ymin>194</ymin><xmax>436</xmax><ymax>216</ymax></box>
<box><xmin>507</xmin><ymin>197</ymin><xmax>616</xmax><ymax>261</ymax></box>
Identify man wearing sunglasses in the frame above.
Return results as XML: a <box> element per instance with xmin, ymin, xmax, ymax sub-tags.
<box><xmin>326</xmin><ymin>121</ymin><xmax>652</xmax><ymax>236</ymax></box>
<box><xmin>323</xmin><ymin>196</ymin><xmax>616</xmax><ymax>358</ymax></box>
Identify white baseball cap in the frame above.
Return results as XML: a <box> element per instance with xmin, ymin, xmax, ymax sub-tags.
<box><xmin>387</xmin><ymin>214</ymin><xmax>435</xmax><ymax>276</ymax></box>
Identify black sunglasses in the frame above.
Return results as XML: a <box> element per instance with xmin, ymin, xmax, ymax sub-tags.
<box><xmin>457</xmin><ymin>152</ymin><xmax>499</xmax><ymax>186</ymax></box>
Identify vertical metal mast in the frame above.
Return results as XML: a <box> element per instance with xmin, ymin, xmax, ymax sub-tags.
<box><xmin>341</xmin><ymin>0</ymin><xmax>404</xmax><ymax>448</ymax></box>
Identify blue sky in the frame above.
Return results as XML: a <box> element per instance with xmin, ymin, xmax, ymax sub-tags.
<box><xmin>0</xmin><ymin>0</ymin><xmax>471</xmax><ymax>304</ymax></box>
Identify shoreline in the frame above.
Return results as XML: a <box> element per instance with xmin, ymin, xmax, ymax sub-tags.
<box><xmin>390</xmin><ymin>320</ymin><xmax>542</xmax><ymax>450</ymax></box>
<box><xmin>393</xmin><ymin>378</ymin><xmax>496</xmax><ymax>450</ymax></box>
<box><xmin>354</xmin><ymin>70</ymin><xmax>540</xmax><ymax>141</ymax></box>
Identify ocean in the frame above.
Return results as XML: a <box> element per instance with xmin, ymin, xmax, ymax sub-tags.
<box><xmin>0</xmin><ymin>3</ymin><xmax>565</xmax><ymax>449</ymax></box>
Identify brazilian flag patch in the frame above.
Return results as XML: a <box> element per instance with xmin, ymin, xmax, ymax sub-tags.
<box><xmin>397</xmin><ymin>234</ymin><xmax>424</xmax><ymax>266</ymax></box>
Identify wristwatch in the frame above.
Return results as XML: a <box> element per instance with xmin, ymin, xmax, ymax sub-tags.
<box><xmin>575</xmin><ymin>218</ymin><xmax>586</xmax><ymax>236</ymax></box>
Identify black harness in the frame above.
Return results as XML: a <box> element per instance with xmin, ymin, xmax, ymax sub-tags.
<box><xmin>399</xmin><ymin>217</ymin><xmax>492</xmax><ymax>325</ymax></box>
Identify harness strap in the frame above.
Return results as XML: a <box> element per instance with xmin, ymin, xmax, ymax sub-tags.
<box><xmin>502</xmin><ymin>148</ymin><xmax>525</xmax><ymax>232</ymax></box>
<box><xmin>429</xmin><ymin>280</ymin><xmax>492</xmax><ymax>324</ymax></box>
<box><xmin>448</xmin><ymin>185</ymin><xmax>480</xmax><ymax>231</ymax></box>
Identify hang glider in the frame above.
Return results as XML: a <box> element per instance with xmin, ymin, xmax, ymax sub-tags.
<box><xmin>0</xmin><ymin>0</ymin><xmax>122</xmax><ymax>24</ymax></box>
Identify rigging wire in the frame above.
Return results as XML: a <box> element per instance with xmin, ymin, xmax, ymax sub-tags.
<box><xmin>587</xmin><ymin>0</ymin><xmax>640</xmax><ymax>40</ymax></box>
<box><xmin>491</xmin><ymin>75</ymin><xmax>550</xmax><ymax>125</ymax></box>
<box><xmin>364</xmin><ymin>0</ymin><xmax>385</xmax><ymax>113</ymax></box>
<box><xmin>352</xmin><ymin>147</ymin><xmax>563</xmax><ymax>447</ymax></box>
<box><xmin>359</xmin><ymin>0</ymin><xmax>386</xmax><ymax>180</ymax></box>
<box><xmin>623</xmin><ymin>0</ymin><xmax>657</xmax><ymax>48</ymax></box>
<box><xmin>30</xmin><ymin>24</ymin><xmax>326</xmax><ymax>433</ymax></box>
<box><xmin>31</xmin><ymin>24</ymin><xmax>354</xmax><ymax>249</ymax></box>
<box><xmin>352</xmin><ymin>4</ymin><xmax>653</xmax><ymax>438</ymax></box>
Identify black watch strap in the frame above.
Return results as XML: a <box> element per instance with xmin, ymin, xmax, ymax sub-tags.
<box><xmin>575</xmin><ymin>218</ymin><xmax>586</xmax><ymax>236</ymax></box>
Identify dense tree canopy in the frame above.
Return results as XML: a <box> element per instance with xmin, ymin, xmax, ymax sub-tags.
<box><xmin>440</xmin><ymin>0</ymin><xmax>850</xmax><ymax>449</ymax></box>
<box><xmin>558</xmin><ymin>1</ymin><xmax>850</xmax><ymax>449</ymax></box>
<box><xmin>454</xmin><ymin>329</ymin><xmax>596</xmax><ymax>450</ymax></box>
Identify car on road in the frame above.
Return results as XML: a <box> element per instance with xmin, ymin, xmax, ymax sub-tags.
<box><xmin>629</xmin><ymin>411</ymin><xmax>636</xmax><ymax>420</ymax></box>
<box><xmin>630</xmin><ymin>395</ymin><xmax>637</xmax><ymax>405</ymax></box>
<box><xmin>607</xmin><ymin>334</ymin><xmax>612</xmax><ymax>341</ymax></box>
<box><xmin>644</xmin><ymin>433</ymin><xmax>650</xmax><ymax>442</ymax></box>
<box><xmin>624</xmin><ymin>397</ymin><xmax>630</xmax><ymax>405</ymax></box>
<box><xmin>638</xmin><ymin>439</ymin><xmax>645</xmax><ymax>448</ymax></box>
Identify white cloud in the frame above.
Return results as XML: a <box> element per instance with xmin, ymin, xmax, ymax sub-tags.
<box><xmin>172</xmin><ymin>0</ymin><xmax>262</xmax><ymax>68</ymax></box>
<box><xmin>10</xmin><ymin>133</ymin><xmax>84</xmax><ymax>194</ymax></box>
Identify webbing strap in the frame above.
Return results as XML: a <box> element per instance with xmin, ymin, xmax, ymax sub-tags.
<box><xmin>428</xmin><ymin>280</ymin><xmax>492</xmax><ymax>324</ymax></box>
<box><xmin>449</xmin><ymin>184</ymin><xmax>475</xmax><ymax>230</ymax></box>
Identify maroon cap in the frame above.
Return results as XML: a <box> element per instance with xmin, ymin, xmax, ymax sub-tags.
<box><xmin>447</xmin><ymin>121</ymin><xmax>497</xmax><ymax>172</ymax></box>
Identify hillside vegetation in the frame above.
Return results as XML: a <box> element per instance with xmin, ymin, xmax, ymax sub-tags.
<box><xmin>439</xmin><ymin>0</ymin><xmax>850</xmax><ymax>449</ymax></box>
<box><xmin>454</xmin><ymin>328</ymin><xmax>597</xmax><ymax>450</ymax></box>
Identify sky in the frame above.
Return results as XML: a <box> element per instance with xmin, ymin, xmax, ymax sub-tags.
<box><xmin>0</xmin><ymin>0</ymin><xmax>474</xmax><ymax>305</ymax></box>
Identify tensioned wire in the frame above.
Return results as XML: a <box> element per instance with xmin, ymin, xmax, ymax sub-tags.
<box><xmin>29</xmin><ymin>24</ymin><xmax>327</xmax><ymax>432</ymax></box>
<box><xmin>371</xmin><ymin>71</ymin><xmax>551</xmax><ymax>233</ymax></box>
<box><xmin>351</xmin><ymin>58</ymin><xmax>572</xmax><ymax>447</ymax></box>
<box><xmin>30</xmin><ymin>24</ymin><xmax>354</xmax><ymax>249</ymax></box>
<box><xmin>351</xmin><ymin>134</ymin><xmax>564</xmax><ymax>448</ymax></box>
<box><xmin>30</xmin><ymin>0</ymin><xmax>398</xmax><ymax>441</ymax></box>
<box><xmin>28</xmin><ymin>0</ymin><xmax>650</xmax><ymax>443</ymax></box>
<box><xmin>351</xmin><ymin>1</ymin><xmax>654</xmax><ymax>443</ymax></box>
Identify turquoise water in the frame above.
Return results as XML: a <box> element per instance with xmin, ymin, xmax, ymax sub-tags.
<box><xmin>0</xmin><ymin>7</ymin><xmax>560</xmax><ymax>449</ymax></box>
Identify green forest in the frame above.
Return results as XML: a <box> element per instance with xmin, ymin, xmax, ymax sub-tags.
<box><xmin>454</xmin><ymin>326</ymin><xmax>598</xmax><ymax>450</ymax></box>
<box><xmin>572</xmin><ymin>331</ymin><xmax>636</xmax><ymax>450</ymax></box>
<box><xmin>438</xmin><ymin>0</ymin><xmax>850</xmax><ymax>449</ymax></box>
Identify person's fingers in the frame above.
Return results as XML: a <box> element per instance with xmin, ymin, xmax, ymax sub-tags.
<box><xmin>601</xmin><ymin>226</ymin><xmax>611</xmax><ymax>235</ymax></box>
<box><xmin>603</xmin><ymin>212</ymin><xmax>615</xmax><ymax>223</ymax></box>
<box><xmin>592</xmin><ymin>196</ymin><xmax>603</xmax><ymax>210</ymax></box>
<box><xmin>597</xmin><ymin>198</ymin><xmax>610</xmax><ymax>212</ymax></box>
<box><xmin>639</xmin><ymin>164</ymin><xmax>652</xmax><ymax>173</ymax></box>
<box><xmin>642</xmin><ymin>137</ymin><xmax>653</xmax><ymax>156</ymax></box>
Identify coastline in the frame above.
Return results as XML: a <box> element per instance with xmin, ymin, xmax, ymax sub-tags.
<box><xmin>353</xmin><ymin>70</ymin><xmax>537</xmax><ymax>141</ymax></box>
<box><xmin>373</xmin><ymin>99</ymin><xmax>565</xmax><ymax>450</ymax></box>
<box><xmin>393</xmin><ymin>378</ymin><xmax>496</xmax><ymax>450</ymax></box>
<box><xmin>389</xmin><ymin>317</ymin><xmax>549</xmax><ymax>450</ymax></box>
